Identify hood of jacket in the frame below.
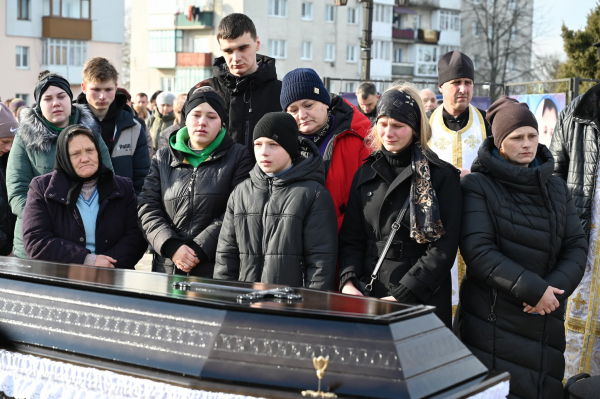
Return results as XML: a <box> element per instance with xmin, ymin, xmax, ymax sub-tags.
<box><xmin>250</xmin><ymin>137</ymin><xmax>326</xmax><ymax>190</ymax></box>
<box><xmin>213</xmin><ymin>54</ymin><xmax>279</xmax><ymax>94</ymax></box>
<box><xmin>166</xmin><ymin>126</ymin><xmax>234</xmax><ymax>167</ymax></box>
<box><xmin>472</xmin><ymin>136</ymin><xmax>555</xmax><ymax>192</ymax></box>
<box><xmin>76</xmin><ymin>91</ymin><xmax>129</xmax><ymax>123</ymax></box>
<box><xmin>17</xmin><ymin>103</ymin><xmax>101</xmax><ymax>153</ymax></box>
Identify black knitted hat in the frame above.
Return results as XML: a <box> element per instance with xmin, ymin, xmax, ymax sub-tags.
<box><xmin>486</xmin><ymin>96</ymin><xmax>538</xmax><ymax>148</ymax></box>
<box><xmin>438</xmin><ymin>50</ymin><xmax>475</xmax><ymax>86</ymax></box>
<box><xmin>253</xmin><ymin>112</ymin><xmax>299</xmax><ymax>158</ymax></box>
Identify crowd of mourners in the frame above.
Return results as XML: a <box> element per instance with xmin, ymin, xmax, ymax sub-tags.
<box><xmin>0</xmin><ymin>12</ymin><xmax>597</xmax><ymax>399</ymax></box>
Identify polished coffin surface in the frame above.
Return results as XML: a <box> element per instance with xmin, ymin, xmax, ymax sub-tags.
<box><xmin>0</xmin><ymin>257</ymin><xmax>490</xmax><ymax>398</ymax></box>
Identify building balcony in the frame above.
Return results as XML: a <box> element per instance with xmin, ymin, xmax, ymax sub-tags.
<box><xmin>148</xmin><ymin>12</ymin><xmax>213</xmax><ymax>30</ymax></box>
<box><xmin>392</xmin><ymin>63</ymin><xmax>415</xmax><ymax>76</ymax></box>
<box><xmin>393</xmin><ymin>28</ymin><xmax>416</xmax><ymax>41</ymax></box>
<box><xmin>149</xmin><ymin>52</ymin><xmax>176</xmax><ymax>69</ymax></box>
<box><xmin>42</xmin><ymin>17</ymin><xmax>91</xmax><ymax>40</ymax></box>
<box><xmin>177</xmin><ymin>53</ymin><xmax>212</xmax><ymax>67</ymax></box>
<box><xmin>408</xmin><ymin>0</ymin><xmax>440</xmax><ymax>8</ymax></box>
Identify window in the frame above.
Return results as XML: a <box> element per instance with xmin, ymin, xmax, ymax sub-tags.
<box><xmin>43</xmin><ymin>0</ymin><xmax>91</xmax><ymax>19</ymax></box>
<box><xmin>488</xmin><ymin>25</ymin><xmax>493</xmax><ymax>39</ymax></box>
<box><xmin>506</xmin><ymin>57</ymin><xmax>516</xmax><ymax>72</ymax></box>
<box><xmin>345</xmin><ymin>82</ymin><xmax>356</xmax><ymax>92</ymax></box>
<box><xmin>148</xmin><ymin>30</ymin><xmax>183</xmax><ymax>53</ymax></box>
<box><xmin>508</xmin><ymin>0</ymin><xmax>516</xmax><ymax>10</ymax></box>
<box><xmin>372</xmin><ymin>40</ymin><xmax>391</xmax><ymax>60</ymax></box>
<box><xmin>473</xmin><ymin>55</ymin><xmax>480</xmax><ymax>69</ymax></box>
<box><xmin>268</xmin><ymin>0</ymin><xmax>287</xmax><ymax>17</ymax></box>
<box><xmin>18</xmin><ymin>0</ymin><xmax>30</xmax><ymax>20</ymax></box>
<box><xmin>161</xmin><ymin>77</ymin><xmax>175</xmax><ymax>92</ymax></box>
<box><xmin>347</xmin><ymin>7</ymin><xmax>357</xmax><ymax>24</ymax></box>
<box><xmin>175</xmin><ymin>68</ymin><xmax>212</xmax><ymax>92</ymax></box>
<box><xmin>413</xmin><ymin>14</ymin><xmax>421</xmax><ymax>30</ymax></box>
<box><xmin>416</xmin><ymin>45</ymin><xmax>438</xmax><ymax>76</ymax></box>
<box><xmin>15</xmin><ymin>94</ymin><xmax>29</xmax><ymax>105</ymax></box>
<box><xmin>471</xmin><ymin>22</ymin><xmax>479</xmax><ymax>37</ymax></box>
<box><xmin>268</xmin><ymin>39</ymin><xmax>287</xmax><ymax>59</ymax></box>
<box><xmin>301</xmin><ymin>41</ymin><xmax>313</xmax><ymax>60</ymax></box>
<box><xmin>374</xmin><ymin>4</ymin><xmax>392</xmax><ymax>23</ymax></box>
<box><xmin>346</xmin><ymin>45</ymin><xmax>357</xmax><ymax>63</ymax></box>
<box><xmin>439</xmin><ymin>10</ymin><xmax>460</xmax><ymax>31</ymax></box>
<box><xmin>324</xmin><ymin>43</ymin><xmax>336</xmax><ymax>62</ymax></box>
<box><xmin>325</xmin><ymin>5</ymin><xmax>335</xmax><ymax>22</ymax></box>
<box><xmin>42</xmin><ymin>39</ymin><xmax>88</xmax><ymax>66</ymax></box>
<box><xmin>16</xmin><ymin>46</ymin><xmax>29</xmax><ymax>69</ymax></box>
<box><xmin>394</xmin><ymin>48</ymin><xmax>403</xmax><ymax>63</ymax></box>
<box><xmin>511</xmin><ymin>25</ymin><xmax>516</xmax><ymax>35</ymax></box>
<box><xmin>302</xmin><ymin>2</ymin><xmax>313</xmax><ymax>20</ymax></box>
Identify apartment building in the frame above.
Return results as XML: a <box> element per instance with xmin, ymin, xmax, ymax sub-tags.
<box><xmin>392</xmin><ymin>0</ymin><xmax>462</xmax><ymax>86</ymax></box>
<box><xmin>1</xmin><ymin>0</ymin><xmax>124</xmax><ymax>105</ymax></box>
<box><xmin>130</xmin><ymin>0</ymin><xmax>396</xmax><ymax>96</ymax></box>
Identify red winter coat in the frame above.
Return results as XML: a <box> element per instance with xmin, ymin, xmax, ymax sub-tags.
<box><xmin>316</xmin><ymin>94</ymin><xmax>372</xmax><ymax>231</ymax></box>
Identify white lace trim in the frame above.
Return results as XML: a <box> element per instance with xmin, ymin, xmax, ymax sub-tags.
<box><xmin>0</xmin><ymin>350</ymin><xmax>263</xmax><ymax>399</ymax></box>
<box><xmin>0</xmin><ymin>350</ymin><xmax>508</xmax><ymax>399</ymax></box>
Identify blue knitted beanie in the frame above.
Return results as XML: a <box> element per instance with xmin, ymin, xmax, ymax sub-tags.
<box><xmin>280</xmin><ymin>68</ymin><xmax>331</xmax><ymax>111</ymax></box>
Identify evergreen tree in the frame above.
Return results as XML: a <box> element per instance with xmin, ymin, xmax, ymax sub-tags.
<box><xmin>559</xmin><ymin>4</ymin><xmax>600</xmax><ymax>79</ymax></box>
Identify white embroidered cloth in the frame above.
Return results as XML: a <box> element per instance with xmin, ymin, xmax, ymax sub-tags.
<box><xmin>0</xmin><ymin>350</ymin><xmax>508</xmax><ymax>399</ymax></box>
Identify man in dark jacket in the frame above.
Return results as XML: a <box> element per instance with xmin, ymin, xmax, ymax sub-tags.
<box><xmin>208</xmin><ymin>13</ymin><xmax>282</xmax><ymax>151</ymax></box>
<box><xmin>0</xmin><ymin>105</ymin><xmax>17</xmax><ymax>256</ymax></box>
<box><xmin>78</xmin><ymin>57</ymin><xmax>150</xmax><ymax>194</ymax></box>
<box><xmin>214</xmin><ymin>113</ymin><xmax>337</xmax><ymax>290</ymax></box>
<box><xmin>550</xmin><ymin>81</ymin><xmax>600</xmax><ymax>381</ymax></box>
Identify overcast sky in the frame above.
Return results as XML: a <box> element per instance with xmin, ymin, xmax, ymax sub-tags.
<box><xmin>534</xmin><ymin>0</ymin><xmax>598</xmax><ymax>60</ymax></box>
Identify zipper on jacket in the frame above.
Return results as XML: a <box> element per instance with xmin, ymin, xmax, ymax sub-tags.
<box><xmin>300</xmin><ymin>260</ymin><xmax>305</xmax><ymax>287</ymax></box>
<box><xmin>487</xmin><ymin>288</ymin><xmax>498</xmax><ymax>322</ymax></box>
<box><xmin>186</xmin><ymin>167</ymin><xmax>199</xmax><ymax>236</ymax></box>
<box><xmin>261</xmin><ymin>178</ymin><xmax>273</xmax><ymax>260</ymax></box>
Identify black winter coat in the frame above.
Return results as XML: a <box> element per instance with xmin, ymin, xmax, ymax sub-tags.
<box><xmin>0</xmin><ymin>155</ymin><xmax>15</xmax><ymax>256</ymax></box>
<box><xmin>454</xmin><ymin>138</ymin><xmax>587</xmax><ymax>399</ymax></box>
<box><xmin>210</xmin><ymin>54</ymin><xmax>282</xmax><ymax>151</ymax></box>
<box><xmin>214</xmin><ymin>139</ymin><xmax>338</xmax><ymax>291</ymax></box>
<box><xmin>137</xmin><ymin>132</ymin><xmax>253</xmax><ymax>276</ymax></box>
<box><xmin>22</xmin><ymin>169</ymin><xmax>147</xmax><ymax>268</ymax></box>
<box><xmin>550</xmin><ymin>82</ymin><xmax>600</xmax><ymax>237</ymax></box>
<box><xmin>338</xmin><ymin>145</ymin><xmax>461</xmax><ymax>327</ymax></box>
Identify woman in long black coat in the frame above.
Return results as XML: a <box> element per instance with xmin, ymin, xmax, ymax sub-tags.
<box><xmin>454</xmin><ymin>96</ymin><xmax>587</xmax><ymax>399</ymax></box>
<box><xmin>338</xmin><ymin>85</ymin><xmax>461</xmax><ymax>327</ymax></box>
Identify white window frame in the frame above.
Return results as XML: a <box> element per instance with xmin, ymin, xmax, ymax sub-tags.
<box><xmin>301</xmin><ymin>41</ymin><xmax>313</xmax><ymax>61</ymax></box>
<box><xmin>473</xmin><ymin>55</ymin><xmax>480</xmax><ymax>69</ymax></box>
<box><xmin>413</xmin><ymin>14</ymin><xmax>421</xmax><ymax>30</ymax></box>
<box><xmin>415</xmin><ymin>44</ymin><xmax>438</xmax><ymax>77</ymax></box>
<box><xmin>345</xmin><ymin>82</ymin><xmax>356</xmax><ymax>92</ymax></box>
<box><xmin>471</xmin><ymin>22</ymin><xmax>479</xmax><ymax>37</ymax></box>
<box><xmin>268</xmin><ymin>0</ymin><xmax>288</xmax><ymax>18</ymax></box>
<box><xmin>346</xmin><ymin>45</ymin><xmax>357</xmax><ymax>63</ymax></box>
<box><xmin>324</xmin><ymin>43</ymin><xmax>336</xmax><ymax>62</ymax></box>
<box><xmin>488</xmin><ymin>25</ymin><xmax>493</xmax><ymax>39</ymax></box>
<box><xmin>508</xmin><ymin>0</ymin><xmax>516</xmax><ymax>10</ymax></box>
<box><xmin>325</xmin><ymin>4</ymin><xmax>335</xmax><ymax>22</ymax></box>
<box><xmin>347</xmin><ymin>7</ymin><xmax>357</xmax><ymax>24</ymax></box>
<box><xmin>301</xmin><ymin>2</ymin><xmax>313</xmax><ymax>20</ymax></box>
<box><xmin>268</xmin><ymin>39</ymin><xmax>287</xmax><ymax>59</ymax></box>
<box><xmin>394</xmin><ymin>48</ymin><xmax>403</xmax><ymax>63</ymax></box>
<box><xmin>15</xmin><ymin>94</ymin><xmax>29</xmax><ymax>105</ymax></box>
<box><xmin>42</xmin><ymin>39</ymin><xmax>88</xmax><ymax>66</ymax></box>
<box><xmin>16</xmin><ymin>46</ymin><xmax>29</xmax><ymax>69</ymax></box>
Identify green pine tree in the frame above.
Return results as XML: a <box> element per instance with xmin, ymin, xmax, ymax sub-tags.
<box><xmin>559</xmin><ymin>3</ymin><xmax>600</xmax><ymax>79</ymax></box>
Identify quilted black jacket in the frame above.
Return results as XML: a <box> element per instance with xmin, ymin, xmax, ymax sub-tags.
<box><xmin>550</xmin><ymin>82</ymin><xmax>600</xmax><ymax>237</ymax></box>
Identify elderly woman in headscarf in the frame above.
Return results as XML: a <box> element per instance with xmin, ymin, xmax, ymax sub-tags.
<box><xmin>7</xmin><ymin>71</ymin><xmax>113</xmax><ymax>259</ymax></box>
<box><xmin>338</xmin><ymin>83</ymin><xmax>461</xmax><ymax>327</ymax></box>
<box><xmin>138</xmin><ymin>86</ymin><xmax>253</xmax><ymax>276</ymax></box>
<box><xmin>22</xmin><ymin>125</ymin><xmax>146</xmax><ymax>267</ymax></box>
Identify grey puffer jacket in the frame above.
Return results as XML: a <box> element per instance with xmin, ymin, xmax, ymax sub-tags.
<box><xmin>214</xmin><ymin>139</ymin><xmax>338</xmax><ymax>290</ymax></box>
<box><xmin>550</xmin><ymin>82</ymin><xmax>600</xmax><ymax>237</ymax></box>
<box><xmin>454</xmin><ymin>137</ymin><xmax>587</xmax><ymax>399</ymax></box>
<box><xmin>137</xmin><ymin>132</ymin><xmax>253</xmax><ymax>276</ymax></box>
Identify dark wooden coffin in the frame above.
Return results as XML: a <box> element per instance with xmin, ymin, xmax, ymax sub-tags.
<box><xmin>0</xmin><ymin>257</ymin><xmax>508</xmax><ymax>398</ymax></box>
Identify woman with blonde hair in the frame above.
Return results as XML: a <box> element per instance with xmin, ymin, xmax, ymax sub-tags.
<box><xmin>338</xmin><ymin>83</ymin><xmax>461</xmax><ymax>327</ymax></box>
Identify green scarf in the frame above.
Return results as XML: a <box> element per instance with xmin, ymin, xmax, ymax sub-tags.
<box><xmin>34</xmin><ymin>107</ymin><xmax>78</xmax><ymax>135</ymax></box>
<box><xmin>170</xmin><ymin>126</ymin><xmax>226</xmax><ymax>167</ymax></box>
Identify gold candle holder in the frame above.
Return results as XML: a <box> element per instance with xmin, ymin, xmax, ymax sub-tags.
<box><xmin>301</xmin><ymin>356</ymin><xmax>337</xmax><ymax>398</ymax></box>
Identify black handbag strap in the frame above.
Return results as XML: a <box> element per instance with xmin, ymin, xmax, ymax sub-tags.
<box><xmin>365</xmin><ymin>195</ymin><xmax>411</xmax><ymax>292</ymax></box>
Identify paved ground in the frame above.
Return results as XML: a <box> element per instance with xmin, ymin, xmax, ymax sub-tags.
<box><xmin>135</xmin><ymin>253</ymin><xmax>153</xmax><ymax>272</ymax></box>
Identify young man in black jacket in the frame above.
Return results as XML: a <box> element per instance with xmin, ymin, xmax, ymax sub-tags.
<box><xmin>208</xmin><ymin>13</ymin><xmax>282</xmax><ymax>151</ymax></box>
<box><xmin>77</xmin><ymin>57</ymin><xmax>150</xmax><ymax>194</ymax></box>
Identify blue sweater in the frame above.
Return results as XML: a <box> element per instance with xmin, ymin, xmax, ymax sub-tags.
<box><xmin>76</xmin><ymin>189</ymin><xmax>100</xmax><ymax>254</ymax></box>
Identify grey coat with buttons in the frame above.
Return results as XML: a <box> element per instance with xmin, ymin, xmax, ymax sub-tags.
<box><xmin>21</xmin><ymin>168</ymin><xmax>147</xmax><ymax>268</ymax></box>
